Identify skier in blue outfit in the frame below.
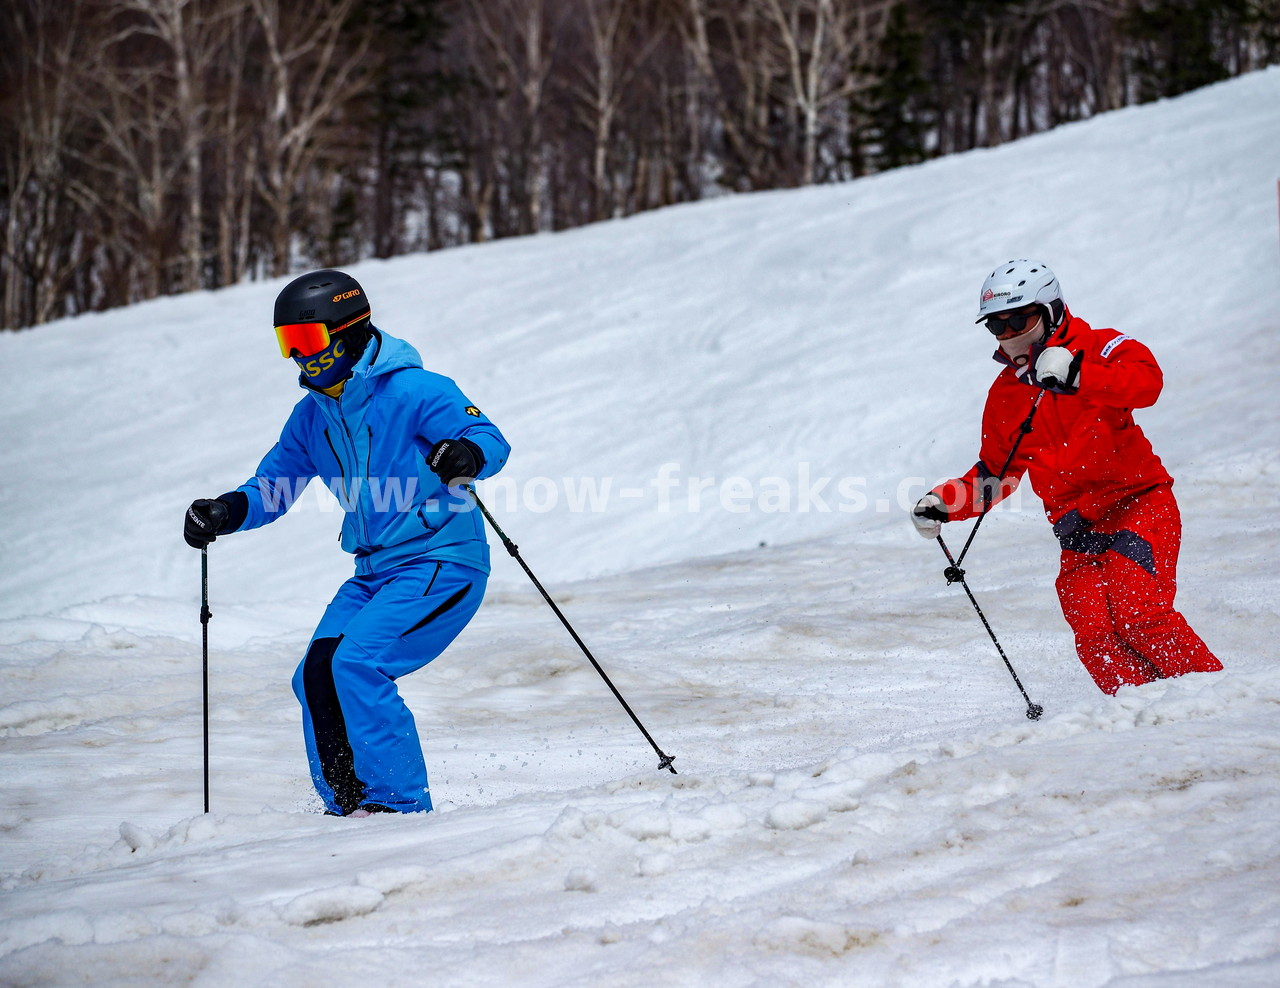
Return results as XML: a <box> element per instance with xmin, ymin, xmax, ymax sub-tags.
<box><xmin>184</xmin><ymin>269</ymin><xmax>510</xmax><ymax>817</ymax></box>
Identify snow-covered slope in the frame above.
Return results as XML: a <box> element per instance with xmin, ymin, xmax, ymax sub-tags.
<box><xmin>1</xmin><ymin>69</ymin><xmax>1278</xmax><ymax>986</ymax></box>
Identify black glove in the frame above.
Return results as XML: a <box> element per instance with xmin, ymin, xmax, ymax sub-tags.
<box><xmin>184</xmin><ymin>498</ymin><xmax>230</xmax><ymax>549</ymax></box>
<box><xmin>427</xmin><ymin>438</ymin><xmax>485</xmax><ymax>486</ymax></box>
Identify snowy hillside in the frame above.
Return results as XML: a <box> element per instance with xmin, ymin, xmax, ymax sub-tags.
<box><xmin>2</xmin><ymin>69</ymin><xmax>1279</xmax><ymax>987</ymax></box>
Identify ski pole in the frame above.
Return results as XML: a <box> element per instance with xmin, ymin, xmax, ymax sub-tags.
<box><xmin>465</xmin><ymin>485</ymin><xmax>677</xmax><ymax>774</ymax></box>
<box><xmin>201</xmin><ymin>546</ymin><xmax>211</xmax><ymax>812</ymax></box>
<box><xmin>951</xmin><ymin>390</ymin><xmax>1044</xmax><ymax>571</ymax></box>
<box><xmin>936</xmin><ymin>533</ymin><xmax>1043</xmax><ymax>720</ymax></box>
<box><xmin>931</xmin><ymin>390</ymin><xmax>1046</xmax><ymax>718</ymax></box>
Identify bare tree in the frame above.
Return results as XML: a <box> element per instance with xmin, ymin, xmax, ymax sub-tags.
<box><xmin>459</xmin><ymin>0</ymin><xmax>562</xmax><ymax>235</ymax></box>
<box><xmin>1</xmin><ymin>0</ymin><xmax>91</xmax><ymax>328</ymax></box>
<box><xmin>4</xmin><ymin>0</ymin><xmax>1278</xmax><ymax>330</ymax></box>
<box><xmin>208</xmin><ymin>4</ymin><xmax>259</xmax><ymax>287</ymax></box>
<box><xmin>564</xmin><ymin>0</ymin><xmax>667</xmax><ymax>220</ymax></box>
<box><xmin>251</xmin><ymin>0</ymin><xmax>371</xmax><ymax>276</ymax></box>
<box><xmin>761</xmin><ymin>0</ymin><xmax>891</xmax><ymax>184</ymax></box>
<box><xmin>79</xmin><ymin>55</ymin><xmax>184</xmax><ymax>301</ymax></box>
<box><xmin>674</xmin><ymin>0</ymin><xmax>776</xmax><ymax>189</ymax></box>
<box><xmin>101</xmin><ymin>0</ymin><xmax>237</xmax><ymax>290</ymax></box>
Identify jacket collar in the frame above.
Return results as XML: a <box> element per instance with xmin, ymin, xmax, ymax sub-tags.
<box><xmin>301</xmin><ymin>329</ymin><xmax>383</xmax><ymax>409</ymax></box>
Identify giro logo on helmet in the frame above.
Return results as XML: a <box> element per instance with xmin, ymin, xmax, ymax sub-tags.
<box><xmin>333</xmin><ymin>289</ymin><xmax>362</xmax><ymax>303</ymax></box>
<box><xmin>982</xmin><ymin>289</ymin><xmax>995</xmax><ymax>302</ymax></box>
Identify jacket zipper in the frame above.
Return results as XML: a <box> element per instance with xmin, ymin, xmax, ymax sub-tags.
<box><xmin>341</xmin><ymin>417</ymin><xmax>372</xmax><ymax>548</ymax></box>
<box><xmin>364</xmin><ymin>425</ymin><xmax>375</xmax><ymax>548</ymax></box>
<box><xmin>326</xmin><ymin>416</ymin><xmax>372</xmax><ymax>550</ymax></box>
<box><xmin>323</xmin><ymin>428</ymin><xmax>347</xmax><ymax>502</ymax></box>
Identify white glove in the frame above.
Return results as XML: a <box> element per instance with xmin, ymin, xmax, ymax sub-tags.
<box><xmin>911</xmin><ymin>493</ymin><xmax>946</xmax><ymax>539</ymax></box>
<box><xmin>1031</xmin><ymin>346</ymin><xmax>1081</xmax><ymax>393</ymax></box>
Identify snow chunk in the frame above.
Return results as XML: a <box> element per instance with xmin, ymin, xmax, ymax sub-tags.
<box><xmin>117</xmin><ymin>822</ymin><xmax>156</xmax><ymax>853</ymax></box>
<box><xmin>279</xmin><ymin>886</ymin><xmax>384</xmax><ymax>927</ymax></box>
<box><xmin>564</xmin><ymin>867</ymin><xmax>597</xmax><ymax>892</ymax></box>
<box><xmin>610</xmin><ymin>806</ymin><xmax>672</xmax><ymax>841</ymax></box>
<box><xmin>637</xmin><ymin>853</ymin><xmax>674</xmax><ymax>877</ymax></box>
<box><xmin>806</xmin><ymin>781</ymin><xmax>862</xmax><ymax>813</ymax></box>
<box><xmin>699</xmin><ymin>803</ymin><xmax>748</xmax><ymax>833</ymax></box>
<box><xmin>544</xmin><ymin>806</ymin><xmax>605</xmax><ymax>841</ymax></box>
<box><xmin>355</xmin><ymin>865</ymin><xmax>431</xmax><ymax>895</ymax></box>
<box><xmin>766</xmin><ymin>800</ymin><xmax>828</xmax><ymax>830</ymax></box>
<box><xmin>598</xmin><ymin>922</ymin><xmax>623</xmax><ymax>944</ymax></box>
<box><xmin>606</xmin><ymin>800</ymin><xmax>738</xmax><ymax>844</ymax></box>
<box><xmin>0</xmin><ymin>909</ymin><xmax>95</xmax><ymax>955</ymax></box>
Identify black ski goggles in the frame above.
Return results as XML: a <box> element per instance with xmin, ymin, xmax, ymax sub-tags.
<box><xmin>984</xmin><ymin>305</ymin><xmax>1042</xmax><ymax>337</ymax></box>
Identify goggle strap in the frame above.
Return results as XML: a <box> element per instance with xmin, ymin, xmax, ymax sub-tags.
<box><xmin>331</xmin><ymin>310</ymin><xmax>371</xmax><ymax>334</ymax></box>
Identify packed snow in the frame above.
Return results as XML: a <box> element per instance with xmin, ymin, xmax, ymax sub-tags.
<box><xmin>2</xmin><ymin>69</ymin><xmax>1279</xmax><ymax>987</ymax></box>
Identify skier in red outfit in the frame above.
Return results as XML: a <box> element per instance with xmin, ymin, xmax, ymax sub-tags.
<box><xmin>912</xmin><ymin>259</ymin><xmax>1222</xmax><ymax>694</ymax></box>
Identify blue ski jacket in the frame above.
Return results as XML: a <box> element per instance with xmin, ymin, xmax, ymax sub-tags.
<box><xmin>229</xmin><ymin>328</ymin><xmax>510</xmax><ymax>574</ymax></box>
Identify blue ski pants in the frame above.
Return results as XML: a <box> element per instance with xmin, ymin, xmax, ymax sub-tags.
<box><xmin>292</xmin><ymin>558</ymin><xmax>486</xmax><ymax>815</ymax></box>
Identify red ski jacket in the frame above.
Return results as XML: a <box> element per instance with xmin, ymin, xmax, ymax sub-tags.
<box><xmin>933</xmin><ymin>310</ymin><xmax>1172</xmax><ymax>526</ymax></box>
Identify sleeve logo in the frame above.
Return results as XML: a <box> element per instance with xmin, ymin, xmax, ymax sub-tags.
<box><xmin>465</xmin><ymin>406</ymin><xmax>482</xmax><ymax>417</ymax></box>
<box><xmin>1100</xmin><ymin>335</ymin><xmax>1131</xmax><ymax>359</ymax></box>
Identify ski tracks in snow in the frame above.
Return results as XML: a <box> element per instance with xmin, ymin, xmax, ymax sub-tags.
<box><xmin>2</xmin><ymin>592</ymin><xmax>1278</xmax><ymax>986</ymax></box>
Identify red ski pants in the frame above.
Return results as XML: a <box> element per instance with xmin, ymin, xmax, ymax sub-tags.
<box><xmin>1054</xmin><ymin>485</ymin><xmax>1221</xmax><ymax>695</ymax></box>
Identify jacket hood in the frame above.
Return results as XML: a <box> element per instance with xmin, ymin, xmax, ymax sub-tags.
<box><xmin>362</xmin><ymin>327</ymin><xmax>424</xmax><ymax>379</ymax></box>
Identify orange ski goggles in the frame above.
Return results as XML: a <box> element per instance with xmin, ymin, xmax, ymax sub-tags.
<box><xmin>274</xmin><ymin>311</ymin><xmax>370</xmax><ymax>358</ymax></box>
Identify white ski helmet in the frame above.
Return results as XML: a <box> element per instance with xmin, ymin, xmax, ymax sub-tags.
<box><xmin>975</xmin><ymin>259</ymin><xmax>1065</xmax><ymax>328</ymax></box>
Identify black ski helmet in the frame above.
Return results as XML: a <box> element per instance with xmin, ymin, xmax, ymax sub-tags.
<box><xmin>274</xmin><ymin>269</ymin><xmax>371</xmax><ymax>332</ymax></box>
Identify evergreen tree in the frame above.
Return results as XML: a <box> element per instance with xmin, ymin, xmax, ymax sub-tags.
<box><xmin>341</xmin><ymin>0</ymin><xmax>456</xmax><ymax>258</ymax></box>
<box><xmin>1124</xmin><ymin>0</ymin><xmax>1247</xmax><ymax>101</ymax></box>
<box><xmin>858</xmin><ymin>2</ymin><xmax>931</xmax><ymax>173</ymax></box>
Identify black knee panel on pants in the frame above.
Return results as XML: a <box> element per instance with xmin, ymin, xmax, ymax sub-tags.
<box><xmin>301</xmin><ymin>635</ymin><xmax>367</xmax><ymax>814</ymax></box>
